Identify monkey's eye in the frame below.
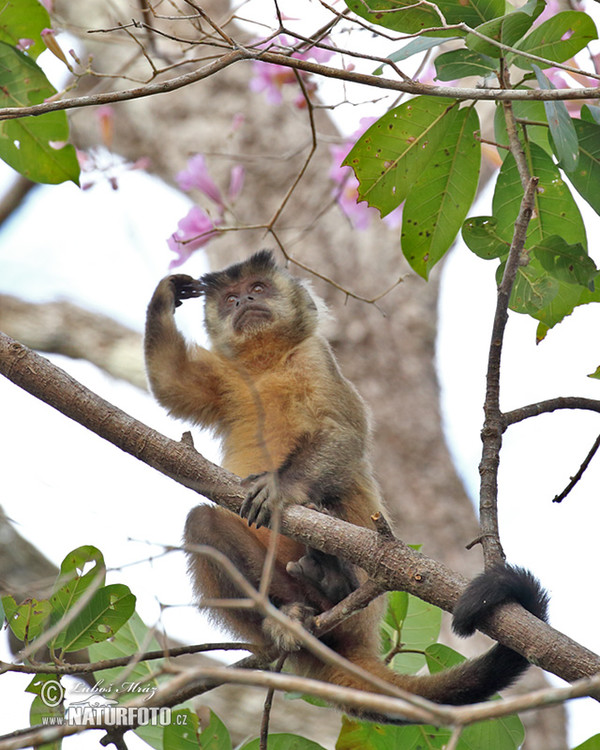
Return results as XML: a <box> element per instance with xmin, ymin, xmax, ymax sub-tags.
<box><xmin>225</xmin><ymin>294</ymin><xmax>238</xmax><ymax>305</ymax></box>
<box><xmin>250</xmin><ymin>282</ymin><xmax>265</xmax><ymax>294</ymax></box>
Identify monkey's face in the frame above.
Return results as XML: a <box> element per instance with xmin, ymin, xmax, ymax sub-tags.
<box><xmin>218</xmin><ymin>277</ymin><xmax>275</xmax><ymax>334</ymax></box>
<box><xmin>202</xmin><ymin>255</ymin><xmax>320</xmax><ymax>357</ymax></box>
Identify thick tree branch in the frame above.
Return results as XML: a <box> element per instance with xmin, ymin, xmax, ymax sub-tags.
<box><xmin>0</xmin><ymin>331</ymin><xmax>599</xmax><ymax>689</ymax></box>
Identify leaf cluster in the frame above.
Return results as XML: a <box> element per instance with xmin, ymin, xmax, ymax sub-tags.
<box><xmin>342</xmin><ymin>0</ymin><xmax>600</xmax><ymax>340</ymax></box>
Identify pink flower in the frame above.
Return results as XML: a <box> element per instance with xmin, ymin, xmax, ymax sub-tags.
<box><xmin>167</xmin><ymin>206</ymin><xmax>219</xmax><ymax>268</ymax></box>
<box><xmin>228</xmin><ymin>165</ymin><xmax>244</xmax><ymax>201</ymax></box>
<box><xmin>250</xmin><ymin>35</ymin><xmax>334</xmax><ymax>107</ymax></box>
<box><xmin>17</xmin><ymin>39</ymin><xmax>34</xmax><ymax>52</ymax></box>
<box><xmin>329</xmin><ymin>120</ymin><xmax>404</xmax><ymax>231</ymax></box>
<box><xmin>176</xmin><ymin>154</ymin><xmax>223</xmax><ymax>205</ymax></box>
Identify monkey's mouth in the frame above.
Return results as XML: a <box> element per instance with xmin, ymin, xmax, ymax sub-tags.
<box><xmin>234</xmin><ymin>305</ymin><xmax>272</xmax><ymax>331</ymax></box>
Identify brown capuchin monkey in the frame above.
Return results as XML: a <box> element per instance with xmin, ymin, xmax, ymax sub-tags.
<box><xmin>144</xmin><ymin>250</ymin><xmax>548</xmax><ymax>723</ymax></box>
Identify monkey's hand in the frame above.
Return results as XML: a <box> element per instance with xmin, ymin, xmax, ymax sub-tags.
<box><xmin>150</xmin><ymin>274</ymin><xmax>203</xmax><ymax>314</ymax></box>
<box><xmin>168</xmin><ymin>274</ymin><xmax>203</xmax><ymax>308</ymax></box>
<box><xmin>240</xmin><ymin>472</ymin><xmax>310</xmax><ymax>529</ymax></box>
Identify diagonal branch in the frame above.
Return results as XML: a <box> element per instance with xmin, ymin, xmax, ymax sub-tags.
<box><xmin>0</xmin><ymin>331</ymin><xmax>599</xmax><ymax>688</ymax></box>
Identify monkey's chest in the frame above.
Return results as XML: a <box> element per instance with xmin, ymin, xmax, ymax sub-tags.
<box><xmin>221</xmin><ymin>371</ymin><xmax>317</xmax><ymax>476</ymax></box>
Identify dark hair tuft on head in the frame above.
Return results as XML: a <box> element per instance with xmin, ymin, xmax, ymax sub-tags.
<box><xmin>199</xmin><ymin>250</ymin><xmax>277</xmax><ymax>295</ymax></box>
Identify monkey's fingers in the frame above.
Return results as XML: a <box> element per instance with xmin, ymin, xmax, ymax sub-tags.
<box><xmin>240</xmin><ymin>486</ymin><xmax>271</xmax><ymax>528</ymax></box>
<box><xmin>169</xmin><ymin>275</ymin><xmax>203</xmax><ymax>305</ymax></box>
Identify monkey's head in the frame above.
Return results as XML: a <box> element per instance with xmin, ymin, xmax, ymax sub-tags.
<box><xmin>199</xmin><ymin>250</ymin><xmax>322</xmax><ymax>355</ymax></box>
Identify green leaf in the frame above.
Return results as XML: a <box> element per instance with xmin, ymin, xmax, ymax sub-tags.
<box><xmin>434</xmin><ymin>49</ymin><xmax>498</xmax><ymax>81</ymax></box>
<box><xmin>462</xmin><ymin>215</ymin><xmax>511</xmax><ymax>258</ymax></box>
<box><xmin>402</xmin><ymin>106</ymin><xmax>481</xmax><ymax>279</ymax></box>
<box><xmin>54</xmin><ymin>583</ymin><xmax>135</xmax><ymax>653</ymax></box>
<box><xmin>532</xmin><ymin>235</ymin><xmax>596</xmax><ymax>288</ymax></box>
<box><xmin>492</xmin><ymin>142</ymin><xmax>587</xmax><ymax>250</ymax></box>
<box><xmin>582</xmin><ymin>105</ymin><xmax>600</xmax><ymax>125</ymax></box>
<box><xmin>562</xmin><ymin>119</ymin><xmax>600</xmax><ymax>215</ymax></box>
<box><xmin>0</xmin><ymin>42</ymin><xmax>80</xmax><ymax>184</ymax></box>
<box><xmin>162</xmin><ymin>710</ymin><xmax>202</xmax><ymax>749</ymax></box>
<box><xmin>2</xmin><ymin>595</ymin><xmax>52</xmax><ymax>641</ymax></box>
<box><xmin>573</xmin><ymin>735</ymin><xmax>600</xmax><ymax>750</ymax></box>
<box><xmin>532</xmin><ymin>64</ymin><xmax>578</xmax><ymax>171</ymax></box>
<box><xmin>241</xmin><ymin>735</ymin><xmax>327</xmax><ymax>750</ymax></box>
<box><xmin>461</xmin><ymin>714</ymin><xmax>524</xmax><ymax>750</ymax></box>
<box><xmin>29</xmin><ymin>692</ymin><xmax>63</xmax><ymax>750</ymax></box>
<box><xmin>0</xmin><ymin>0</ymin><xmax>52</xmax><ymax>60</ymax></box>
<box><xmin>496</xmin><ymin>258</ymin><xmax>560</xmax><ymax>314</ymax></box>
<box><xmin>343</xmin><ymin>97</ymin><xmax>459</xmax><ymax>217</ymax></box>
<box><xmin>465</xmin><ymin>0</ymin><xmax>544</xmax><ymax>56</ymax></box>
<box><xmin>588</xmin><ymin>366</ymin><xmax>600</xmax><ymax>380</ymax></box>
<box><xmin>435</xmin><ymin>0</ymin><xmax>505</xmax><ymax>27</ymax></box>
<box><xmin>425</xmin><ymin>643</ymin><xmax>466</xmax><ymax>673</ymax></box>
<box><xmin>513</xmin><ymin>11</ymin><xmax>598</xmax><ymax>70</ymax></box>
<box><xmin>50</xmin><ymin>545</ymin><xmax>106</xmax><ymax>621</ymax></box>
<box><xmin>530</xmin><ymin>273</ymin><xmax>600</xmax><ymax>330</ymax></box>
<box><xmin>386</xmin><ymin>594</ymin><xmax>442</xmax><ymax>674</ymax></box>
<box><xmin>494</xmin><ymin>96</ymin><xmax>552</xmax><ymax>156</ymax></box>
<box><xmin>344</xmin><ymin>0</ymin><xmax>446</xmax><ymax>35</ymax></box>
<box><xmin>375</xmin><ymin>37</ymin><xmax>457</xmax><ymax>75</ymax></box>
<box><xmin>338</xmin><ymin>719</ymin><xmax>453</xmax><ymax>749</ymax></box>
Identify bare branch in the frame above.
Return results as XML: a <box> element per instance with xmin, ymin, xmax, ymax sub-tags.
<box><xmin>478</xmin><ymin>176</ymin><xmax>539</xmax><ymax>567</ymax></box>
<box><xmin>504</xmin><ymin>396</ymin><xmax>600</xmax><ymax>425</ymax></box>
<box><xmin>552</xmin><ymin>432</ymin><xmax>600</xmax><ymax>504</ymax></box>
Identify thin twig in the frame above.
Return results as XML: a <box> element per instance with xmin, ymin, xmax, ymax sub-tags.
<box><xmin>503</xmin><ymin>396</ymin><xmax>600</xmax><ymax>426</ymax></box>
<box><xmin>553</xmin><ymin>433</ymin><xmax>600</xmax><ymax>503</ymax></box>
<box><xmin>260</xmin><ymin>654</ymin><xmax>287</xmax><ymax>749</ymax></box>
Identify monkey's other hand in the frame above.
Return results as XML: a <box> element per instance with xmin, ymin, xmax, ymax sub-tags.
<box><xmin>240</xmin><ymin>472</ymin><xmax>280</xmax><ymax>529</ymax></box>
<box><xmin>168</xmin><ymin>274</ymin><xmax>203</xmax><ymax>308</ymax></box>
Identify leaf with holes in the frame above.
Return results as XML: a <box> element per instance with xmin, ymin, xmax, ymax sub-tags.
<box><xmin>0</xmin><ymin>42</ymin><xmax>79</xmax><ymax>184</ymax></box>
<box><xmin>496</xmin><ymin>259</ymin><xmax>560</xmax><ymax>315</ymax></box>
<box><xmin>402</xmin><ymin>107</ymin><xmax>481</xmax><ymax>278</ymax></box>
<box><xmin>2</xmin><ymin>595</ymin><xmax>52</xmax><ymax>642</ymax></box>
<box><xmin>465</xmin><ymin>0</ymin><xmax>545</xmax><ymax>57</ymax></box>
<box><xmin>53</xmin><ymin>584</ymin><xmax>136</xmax><ymax>653</ymax></box>
<box><xmin>343</xmin><ymin>97</ymin><xmax>459</xmax><ymax>217</ymax></box>
<box><xmin>462</xmin><ymin>215</ymin><xmax>511</xmax><ymax>259</ymax></box>
<box><xmin>50</xmin><ymin>546</ymin><xmax>106</xmax><ymax>624</ymax></box>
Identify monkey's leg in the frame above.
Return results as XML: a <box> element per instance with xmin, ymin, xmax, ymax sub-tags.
<box><xmin>184</xmin><ymin>504</ymin><xmax>320</xmax><ymax>646</ymax></box>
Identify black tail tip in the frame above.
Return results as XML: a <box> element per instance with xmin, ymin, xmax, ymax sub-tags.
<box><xmin>452</xmin><ymin>564</ymin><xmax>549</xmax><ymax>638</ymax></box>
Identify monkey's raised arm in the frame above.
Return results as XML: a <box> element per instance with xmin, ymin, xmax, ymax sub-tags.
<box><xmin>144</xmin><ymin>275</ymin><xmax>227</xmax><ymax>427</ymax></box>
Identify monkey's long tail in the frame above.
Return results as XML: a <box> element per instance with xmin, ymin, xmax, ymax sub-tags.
<box><xmin>322</xmin><ymin>565</ymin><xmax>549</xmax><ymax>724</ymax></box>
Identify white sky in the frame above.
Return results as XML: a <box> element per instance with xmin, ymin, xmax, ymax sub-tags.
<box><xmin>0</xmin><ymin>3</ymin><xmax>599</xmax><ymax>746</ymax></box>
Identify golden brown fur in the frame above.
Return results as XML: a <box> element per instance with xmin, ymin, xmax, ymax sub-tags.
<box><xmin>144</xmin><ymin>250</ymin><xmax>548</xmax><ymax>722</ymax></box>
